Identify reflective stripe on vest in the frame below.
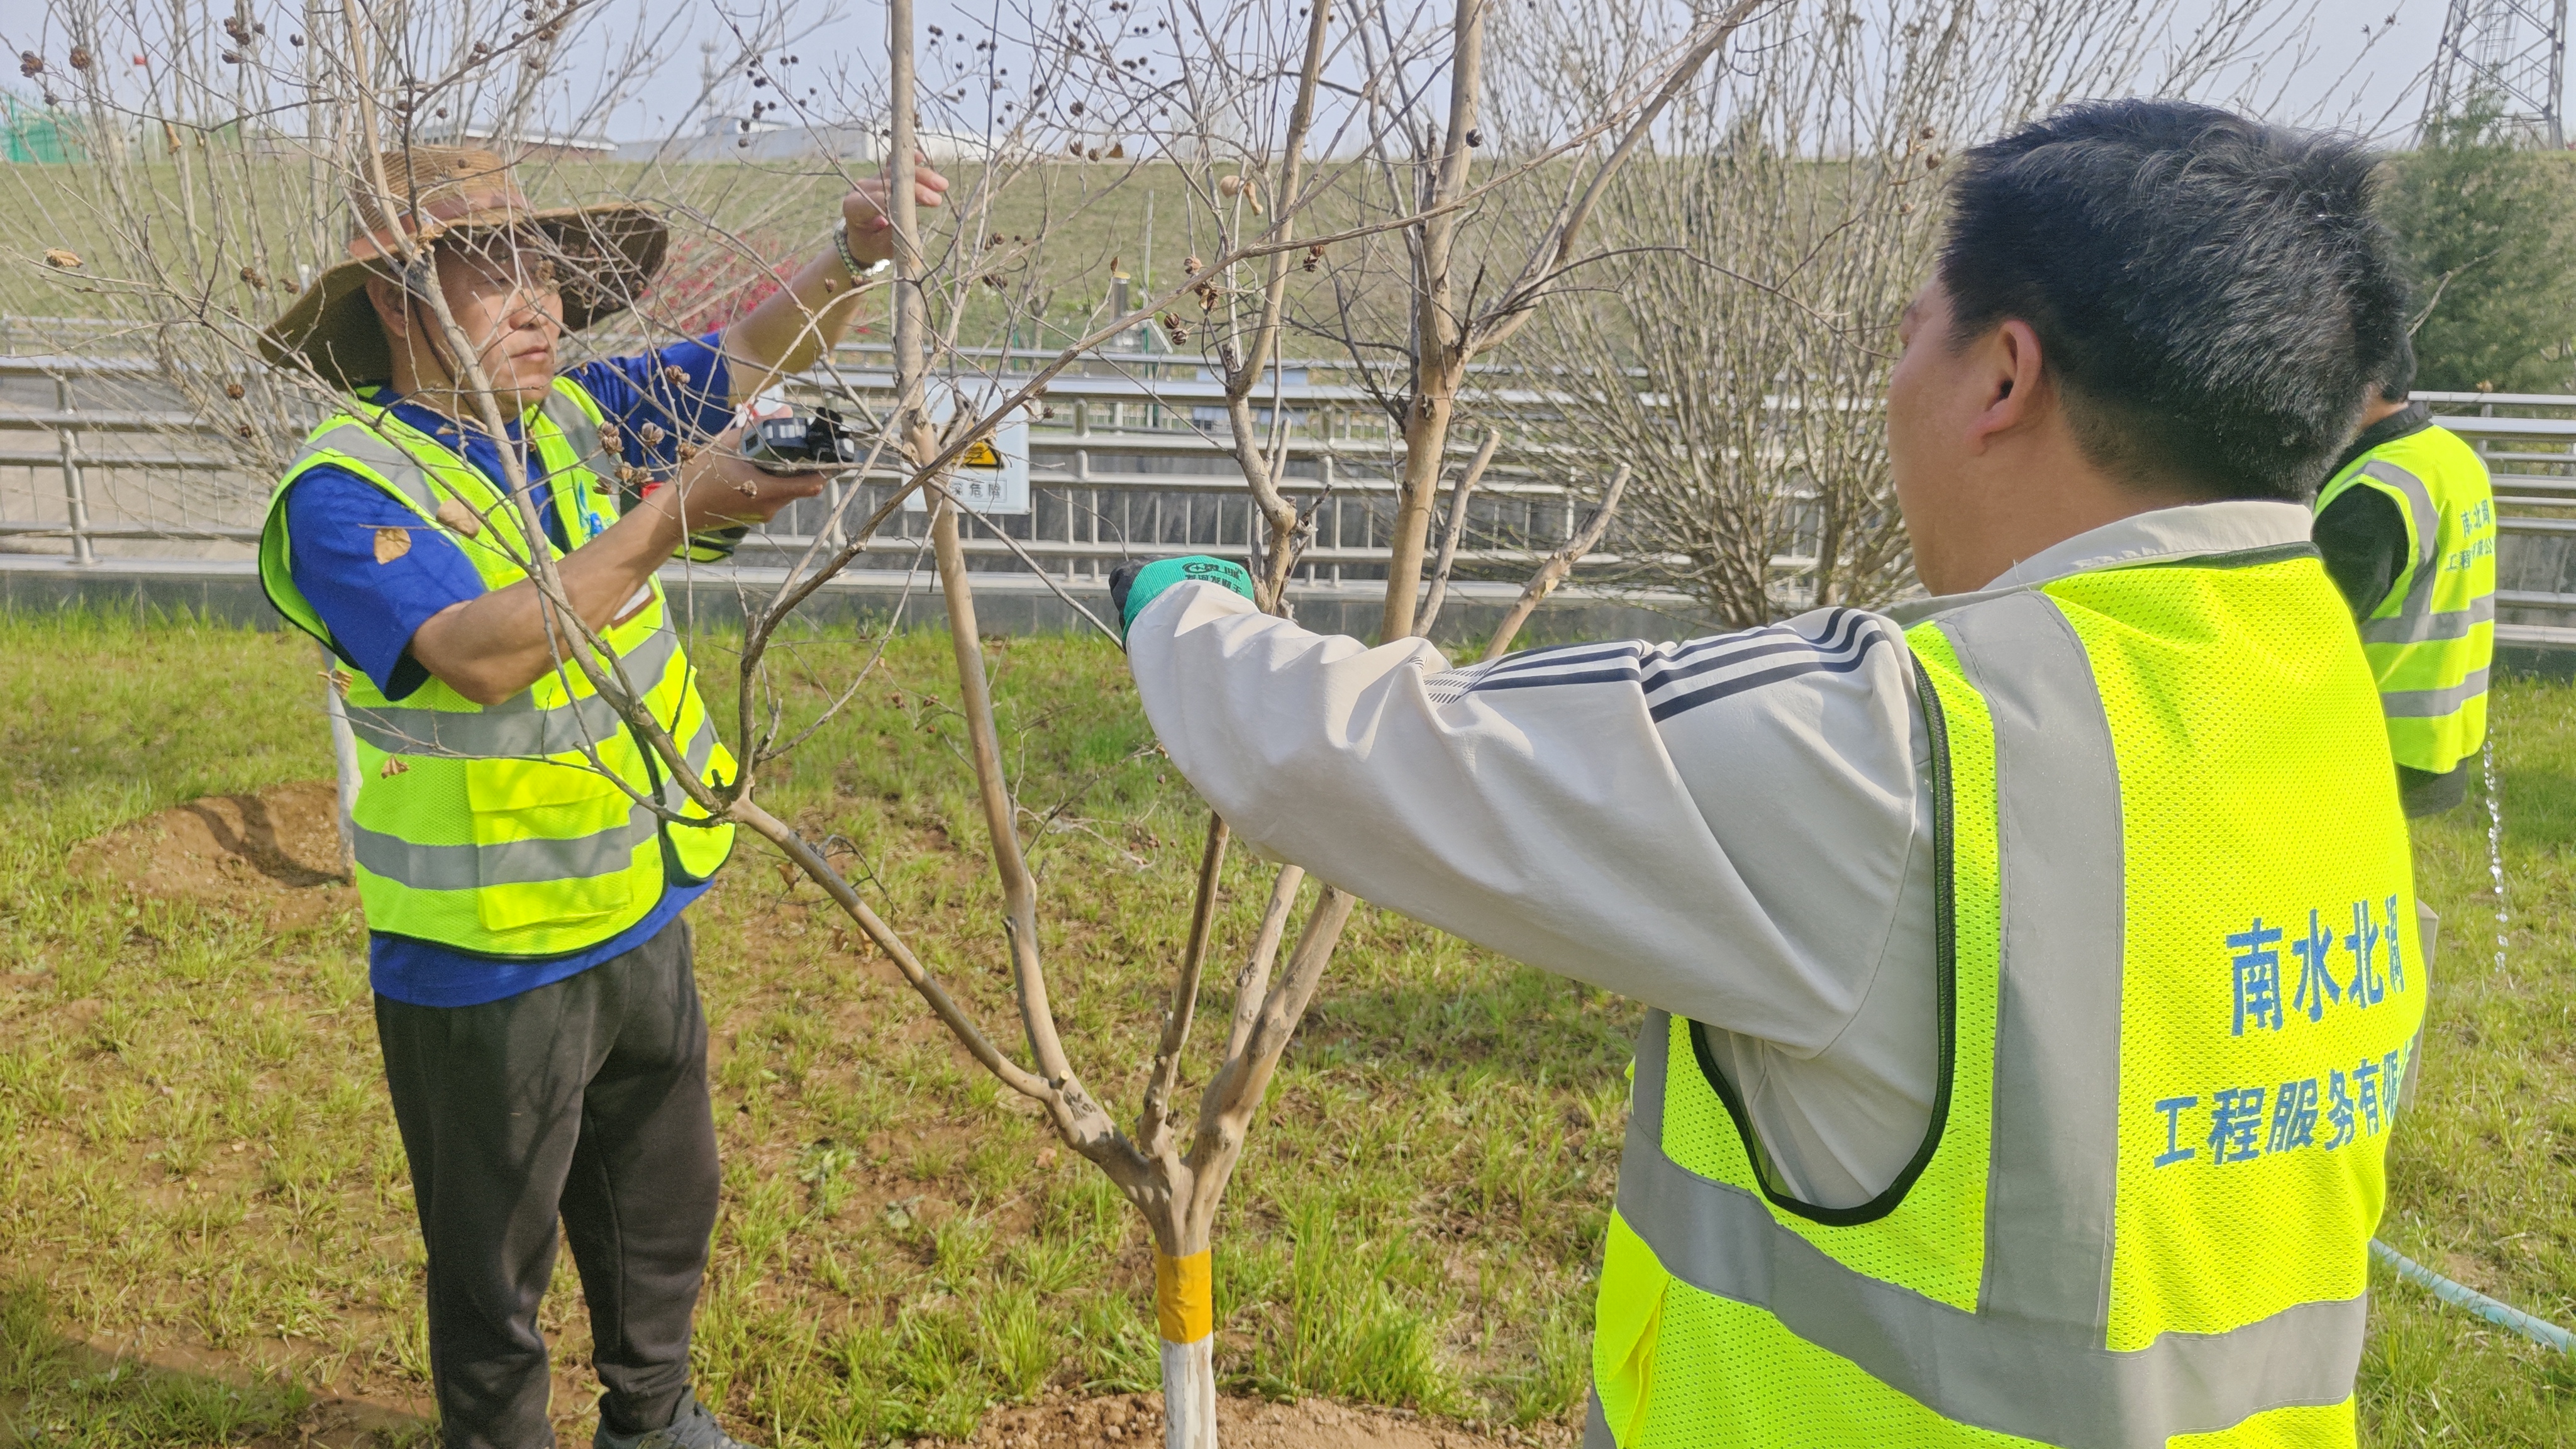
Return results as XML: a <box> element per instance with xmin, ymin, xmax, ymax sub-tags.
<box><xmin>2314</xmin><ymin>426</ymin><xmax>2496</xmax><ymax>774</ymax></box>
<box><xmin>347</xmin><ymin>711</ymin><xmax>723</xmax><ymax>892</ymax></box>
<box><xmin>2383</xmin><ymin>667</ymin><xmax>2491</xmax><ymax>719</ymax></box>
<box><xmin>1594</xmin><ymin>1018</ymin><xmax>2370</xmax><ymax>1449</ymax></box>
<box><xmin>255</xmin><ymin>377</ymin><xmax>735</xmax><ymax>957</ymax></box>
<box><xmin>341</xmin><ymin>626</ymin><xmax>682</xmax><ymax>757</ymax></box>
<box><xmin>1590</xmin><ymin>548</ymin><xmax>2420</xmax><ymax>1448</ymax></box>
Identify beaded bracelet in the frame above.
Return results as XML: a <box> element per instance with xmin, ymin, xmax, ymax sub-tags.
<box><xmin>833</xmin><ymin>220</ymin><xmax>891</xmax><ymax>281</ymax></box>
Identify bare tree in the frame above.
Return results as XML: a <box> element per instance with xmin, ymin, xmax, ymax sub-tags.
<box><xmin>9</xmin><ymin>0</ymin><xmax>1761</xmax><ymax>1443</ymax></box>
<box><xmin>1302</xmin><ymin>0</ymin><xmax>1772</xmax><ymax>641</ymax></box>
<box><xmin>1494</xmin><ymin>0</ymin><xmax>2404</xmax><ymax>626</ymax></box>
<box><xmin>733</xmin><ymin>6</ymin><xmax>1765</xmax><ymax>1443</ymax></box>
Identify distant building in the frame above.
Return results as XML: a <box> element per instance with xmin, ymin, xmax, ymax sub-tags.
<box><xmin>414</xmin><ymin>121</ymin><xmax>616</xmax><ymax>161</ymax></box>
<box><xmin>614</xmin><ymin>115</ymin><xmax>1004</xmax><ymax>165</ymax></box>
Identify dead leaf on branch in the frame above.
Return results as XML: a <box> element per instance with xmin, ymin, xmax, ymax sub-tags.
<box><xmin>373</xmin><ymin>527</ymin><xmax>411</xmax><ymax>564</ymax></box>
<box><xmin>433</xmin><ymin>497</ymin><xmax>484</xmax><ymax>538</ymax></box>
<box><xmin>43</xmin><ymin>249</ymin><xmax>79</xmax><ymax>269</ymax></box>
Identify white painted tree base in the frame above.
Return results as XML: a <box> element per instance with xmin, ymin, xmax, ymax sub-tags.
<box><xmin>1161</xmin><ymin>1335</ymin><xmax>1218</xmax><ymax>1449</ymax></box>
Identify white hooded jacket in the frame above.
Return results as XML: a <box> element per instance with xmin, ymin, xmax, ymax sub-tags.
<box><xmin>1124</xmin><ymin>499</ymin><xmax>2316</xmax><ymax>1208</ymax></box>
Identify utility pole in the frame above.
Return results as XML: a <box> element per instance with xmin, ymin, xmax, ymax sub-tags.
<box><xmin>2426</xmin><ymin>0</ymin><xmax>2571</xmax><ymax>147</ymax></box>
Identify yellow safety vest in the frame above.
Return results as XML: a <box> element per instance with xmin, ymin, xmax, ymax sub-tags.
<box><xmin>2313</xmin><ymin>423</ymin><xmax>2495</xmax><ymax>776</ymax></box>
<box><xmin>1591</xmin><ymin>544</ymin><xmax>2421</xmax><ymax>1448</ymax></box>
<box><xmin>257</xmin><ymin>378</ymin><xmax>736</xmax><ymax>958</ymax></box>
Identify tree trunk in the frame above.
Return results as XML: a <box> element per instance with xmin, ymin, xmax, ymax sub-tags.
<box><xmin>1378</xmin><ymin>379</ymin><xmax>1461</xmax><ymax>641</ymax></box>
<box><xmin>1811</xmin><ymin>496</ymin><xmax>1845</xmax><ymax>611</ymax></box>
<box><xmin>1156</xmin><ymin>1248</ymin><xmax>1218</xmax><ymax>1448</ymax></box>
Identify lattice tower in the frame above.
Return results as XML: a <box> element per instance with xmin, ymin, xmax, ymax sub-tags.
<box><xmin>2426</xmin><ymin>0</ymin><xmax>2571</xmax><ymax>147</ymax></box>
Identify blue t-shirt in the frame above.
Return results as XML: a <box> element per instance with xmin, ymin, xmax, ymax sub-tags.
<box><xmin>286</xmin><ymin>335</ymin><xmax>735</xmax><ymax>1008</ymax></box>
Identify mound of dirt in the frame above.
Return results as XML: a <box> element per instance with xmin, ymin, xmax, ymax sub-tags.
<box><xmin>953</xmin><ymin>1392</ymin><xmax>1563</xmax><ymax>1449</ymax></box>
<box><xmin>70</xmin><ymin>779</ymin><xmax>358</xmax><ymax>930</ymax></box>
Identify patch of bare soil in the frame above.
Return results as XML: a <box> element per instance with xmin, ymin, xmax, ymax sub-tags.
<box><xmin>69</xmin><ymin>779</ymin><xmax>357</xmax><ymax>929</ymax></box>
<box><xmin>948</xmin><ymin>1393</ymin><xmax>1565</xmax><ymax>1449</ymax></box>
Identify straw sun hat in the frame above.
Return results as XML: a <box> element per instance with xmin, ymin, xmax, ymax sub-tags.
<box><xmin>258</xmin><ymin>145</ymin><xmax>667</xmax><ymax>390</ymax></box>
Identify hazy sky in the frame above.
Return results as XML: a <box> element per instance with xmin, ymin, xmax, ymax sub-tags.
<box><xmin>581</xmin><ymin>0</ymin><xmax>2460</xmax><ymax>144</ymax></box>
<box><xmin>0</xmin><ymin>0</ymin><xmax>2477</xmax><ymax>146</ymax></box>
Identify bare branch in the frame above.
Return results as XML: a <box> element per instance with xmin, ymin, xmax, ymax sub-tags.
<box><xmin>1484</xmin><ymin>464</ymin><xmax>1629</xmax><ymax>661</ymax></box>
<box><xmin>1184</xmin><ymin>885</ymin><xmax>1358</xmax><ymax>1217</ymax></box>
<box><xmin>1414</xmin><ymin>426</ymin><xmax>1502</xmax><ymax>638</ymax></box>
<box><xmin>1138</xmin><ymin>816</ymin><xmax>1233</xmax><ymax>1159</ymax></box>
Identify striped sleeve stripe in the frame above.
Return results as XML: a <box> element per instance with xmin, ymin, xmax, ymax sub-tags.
<box><xmin>1645</xmin><ymin>631</ymin><xmax>1893</xmax><ymax>721</ymax></box>
<box><xmin>1640</xmin><ymin>609</ymin><xmax>1873</xmax><ymax>694</ymax></box>
<box><xmin>1468</xmin><ymin>662</ymin><xmax>1650</xmax><ymax>692</ymax></box>
<box><xmin>1472</xmin><ymin>639</ymin><xmax>1649</xmax><ymax>682</ymax></box>
<box><xmin>1446</xmin><ymin>608</ymin><xmax>1897</xmax><ymax>721</ymax></box>
<box><xmin>1474</xmin><ymin>610</ymin><xmax>1867</xmax><ymax>688</ymax></box>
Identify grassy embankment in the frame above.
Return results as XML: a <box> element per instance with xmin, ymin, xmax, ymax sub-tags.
<box><xmin>1</xmin><ymin>612</ymin><xmax>2573</xmax><ymax>1445</ymax></box>
<box><xmin>0</xmin><ymin>157</ymin><xmax>1397</xmax><ymax>357</ymax></box>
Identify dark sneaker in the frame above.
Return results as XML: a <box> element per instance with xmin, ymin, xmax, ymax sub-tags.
<box><xmin>593</xmin><ymin>1397</ymin><xmax>749</xmax><ymax>1449</ymax></box>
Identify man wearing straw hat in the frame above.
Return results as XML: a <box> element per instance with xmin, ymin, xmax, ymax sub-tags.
<box><xmin>255</xmin><ymin>144</ymin><xmax>945</xmax><ymax>1449</ymax></box>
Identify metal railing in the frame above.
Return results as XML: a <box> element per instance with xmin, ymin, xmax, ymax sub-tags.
<box><xmin>0</xmin><ymin>345</ymin><xmax>1689</xmax><ymax>593</ymax></box>
<box><xmin>2411</xmin><ymin>394</ymin><xmax>2576</xmax><ymax>645</ymax></box>
<box><xmin>11</xmin><ymin>346</ymin><xmax>2576</xmax><ymax>641</ymax></box>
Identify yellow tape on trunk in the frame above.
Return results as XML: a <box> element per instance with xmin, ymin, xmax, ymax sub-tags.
<box><xmin>1155</xmin><ymin>1248</ymin><xmax>1214</xmax><ymax>1344</ymax></box>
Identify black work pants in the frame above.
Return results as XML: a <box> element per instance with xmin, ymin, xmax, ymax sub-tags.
<box><xmin>375</xmin><ymin>917</ymin><xmax>721</xmax><ymax>1449</ymax></box>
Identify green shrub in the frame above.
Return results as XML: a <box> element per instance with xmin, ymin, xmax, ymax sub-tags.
<box><xmin>2384</xmin><ymin>108</ymin><xmax>2576</xmax><ymax>394</ymax></box>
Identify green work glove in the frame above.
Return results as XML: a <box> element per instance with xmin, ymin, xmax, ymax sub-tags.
<box><xmin>1109</xmin><ymin>556</ymin><xmax>1256</xmax><ymax>639</ymax></box>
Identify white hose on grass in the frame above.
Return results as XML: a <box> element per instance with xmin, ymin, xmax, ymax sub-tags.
<box><xmin>2483</xmin><ymin>734</ymin><xmax>2507</xmax><ymax>974</ymax></box>
<box><xmin>2373</xmin><ymin>721</ymin><xmax>2574</xmax><ymax>1355</ymax></box>
<box><xmin>2370</xmin><ymin>1238</ymin><xmax>2576</xmax><ymax>1355</ymax></box>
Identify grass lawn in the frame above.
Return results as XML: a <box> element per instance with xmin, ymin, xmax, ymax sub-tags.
<box><xmin>0</xmin><ymin>613</ymin><xmax>1624</xmax><ymax>1446</ymax></box>
<box><xmin>1</xmin><ymin>612</ymin><xmax>2573</xmax><ymax>1446</ymax></box>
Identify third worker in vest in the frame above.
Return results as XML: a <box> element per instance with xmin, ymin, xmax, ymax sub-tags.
<box><xmin>2312</xmin><ymin>331</ymin><xmax>2497</xmax><ymax>817</ymax></box>
<box><xmin>1113</xmin><ymin>102</ymin><xmax>2421</xmax><ymax>1447</ymax></box>
<box><xmin>253</xmin><ymin>145</ymin><xmax>945</xmax><ymax>1449</ymax></box>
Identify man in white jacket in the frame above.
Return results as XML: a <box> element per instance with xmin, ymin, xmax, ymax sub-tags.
<box><xmin>1114</xmin><ymin>101</ymin><xmax>2420</xmax><ymax>1449</ymax></box>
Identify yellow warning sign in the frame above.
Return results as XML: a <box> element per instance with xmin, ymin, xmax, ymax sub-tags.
<box><xmin>961</xmin><ymin>438</ymin><xmax>1003</xmax><ymax>468</ymax></box>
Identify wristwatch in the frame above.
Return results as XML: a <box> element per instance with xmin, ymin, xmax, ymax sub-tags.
<box><xmin>834</xmin><ymin>220</ymin><xmax>893</xmax><ymax>280</ymax></box>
